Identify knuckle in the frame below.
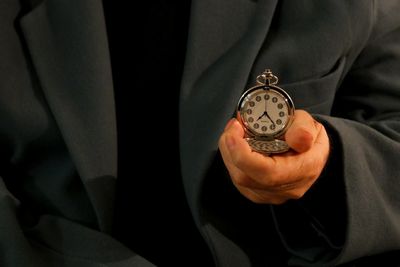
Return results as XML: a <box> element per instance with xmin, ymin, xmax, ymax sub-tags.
<box><xmin>232</xmin><ymin>175</ymin><xmax>252</xmax><ymax>187</ymax></box>
<box><xmin>235</xmin><ymin>187</ymin><xmax>259</xmax><ymax>203</ymax></box>
<box><xmin>231</xmin><ymin>150</ymin><xmax>245</xmax><ymax>168</ymax></box>
<box><xmin>247</xmin><ymin>195</ymin><xmax>266</xmax><ymax>204</ymax></box>
<box><xmin>265</xmin><ymin>171</ymin><xmax>287</xmax><ymax>188</ymax></box>
<box><xmin>259</xmin><ymin>164</ymin><xmax>272</xmax><ymax>176</ymax></box>
<box><xmin>230</xmin><ymin>151</ymin><xmax>240</xmax><ymax>165</ymax></box>
<box><xmin>253</xmin><ymin>167</ymin><xmax>271</xmax><ymax>184</ymax></box>
<box><xmin>236</xmin><ymin>187</ymin><xmax>268</xmax><ymax>204</ymax></box>
<box><xmin>286</xmin><ymin>189</ymin><xmax>305</xmax><ymax>200</ymax></box>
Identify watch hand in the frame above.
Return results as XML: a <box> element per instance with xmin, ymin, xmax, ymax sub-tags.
<box><xmin>257</xmin><ymin>113</ymin><xmax>265</xmax><ymax>121</ymax></box>
<box><xmin>263</xmin><ymin>97</ymin><xmax>275</xmax><ymax>125</ymax></box>
<box><xmin>257</xmin><ymin>111</ymin><xmax>274</xmax><ymax>124</ymax></box>
<box><xmin>265</xmin><ymin>112</ymin><xmax>275</xmax><ymax>125</ymax></box>
<box><xmin>265</xmin><ymin>97</ymin><xmax>268</xmax><ymax>112</ymax></box>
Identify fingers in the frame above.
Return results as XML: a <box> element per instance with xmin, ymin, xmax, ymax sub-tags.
<box><xmin>219</xmin><ymin>119</ymin><xmax>266</xmax><ymax>189</ymax></box>
<box><xmin>219</xmin><ymin>111</ymin><xmax>330</xmax><ymax>204</ymax></box>
<box><xmin>285</xmin><ymin>110</ymin><xmax>319</xmax><ymax>153</ymax></box>
<box><xmin>220</xmin><ymin>119</ymin><xmax>302</xmax><ymax>190</ymax></box>
<box><xmin>220</xmin><ymin>119</ymin><xmax>277</xmax><ymax>187</ymax></box>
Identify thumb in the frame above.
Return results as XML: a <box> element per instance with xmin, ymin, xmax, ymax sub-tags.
<box><xmin>284</xmin><ymin>110</ymin><xmax>319</xmax><ymax>153</ymax></box>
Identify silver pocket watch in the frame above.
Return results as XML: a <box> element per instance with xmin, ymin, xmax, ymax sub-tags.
<box><xmin>237</xmin><ymin>69</ymin><xmax>295</xmax><ymax>154</ymax></box>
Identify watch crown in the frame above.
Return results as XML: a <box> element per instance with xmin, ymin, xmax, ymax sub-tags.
<box><xmin>256</xmin><ymin>69</ymin><xmax>279</xmax><ymax>86</ymax></box>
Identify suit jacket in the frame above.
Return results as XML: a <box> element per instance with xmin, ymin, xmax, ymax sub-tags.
<box><xmin>0</xmin><ymin>0</ymin><xmax>400</xmax><ymax>266</ymax></box>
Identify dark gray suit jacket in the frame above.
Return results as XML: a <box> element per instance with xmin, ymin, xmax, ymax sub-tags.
<box><xmin>1</xmin><ymin>0</ymin><xmax>400</xmax><ymax>266</ymax></box>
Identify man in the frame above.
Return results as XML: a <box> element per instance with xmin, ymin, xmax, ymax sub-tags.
<box><xmin>0</xmin><ymin>0</ymin><xmax>399</xmax><ymax>266</ymax></box>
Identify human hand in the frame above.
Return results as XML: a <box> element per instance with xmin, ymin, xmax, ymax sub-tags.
<box><xmin>218</xmin><ymin>110</ymin><xmax>330</xmax><ymax>204</ymax></box>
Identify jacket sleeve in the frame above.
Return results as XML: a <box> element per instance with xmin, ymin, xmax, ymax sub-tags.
<box><xmin>271</xmin><ymin>1</ymin><xmax>400</xmax><ymax>265</ymax></box>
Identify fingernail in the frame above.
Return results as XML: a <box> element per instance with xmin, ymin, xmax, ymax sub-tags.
<box><xmin>224</xmin><ymin>118</ymin><xmax>236</xmax><ymax>131</ymax></box>
<box><xmin>226</xmin><ymin>135</ymin><xmax>236</xmax><ymax>151</ymax></box>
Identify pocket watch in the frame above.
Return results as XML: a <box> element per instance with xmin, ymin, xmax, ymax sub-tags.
<box><xmin>237</xmin><ymin>69</ymin><xmax>295</xmax><ymax>154</ymax></box>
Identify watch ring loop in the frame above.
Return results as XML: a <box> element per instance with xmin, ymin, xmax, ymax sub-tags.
<box><xmin>256</xmin><ymin>69</ymin><xmax>279</xmax><ymax>86</ymax></box>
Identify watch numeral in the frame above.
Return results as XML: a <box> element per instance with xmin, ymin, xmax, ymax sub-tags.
<box><xmin>254</xmin><ymin>123</ymin><xmax>259</xmax><ymax>129</ymax></box>
<box><xmin>279</xmin><ymin>111</ymin><xmax>285</xmax><ymax>117</ymax></box>
<box><xmin>256</xmin><ymin>96</ymin><xmax>262</xmax><ymax>102</ymax></box>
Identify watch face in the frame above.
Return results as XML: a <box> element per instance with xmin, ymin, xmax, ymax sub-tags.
<box><xmin>238</xmin><ymin>85</ymin><xmax>294</xmax><ymax>138</ymax></box>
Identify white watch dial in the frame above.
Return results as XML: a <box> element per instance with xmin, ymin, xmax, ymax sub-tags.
<box><xmin>240</xmin><ymin>88</ymin><xmax>290</xmax><ymax>137</ymax></box>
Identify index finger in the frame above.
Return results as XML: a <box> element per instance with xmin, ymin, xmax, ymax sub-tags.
<box><xmin>223</xmin><ymin>120</ymin><xmax>279</xmax><ymax>182</ymax></box>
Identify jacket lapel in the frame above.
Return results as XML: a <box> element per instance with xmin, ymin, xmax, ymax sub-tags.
<box><xmin>19</xmin><ymin>0</ymin><xmax>116</xmax><ymax>232</ymax></box>
<box><xmin>180</xmin><ymin>0</ymin><xmax>278</xmax><ymax>219</ymax></box>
